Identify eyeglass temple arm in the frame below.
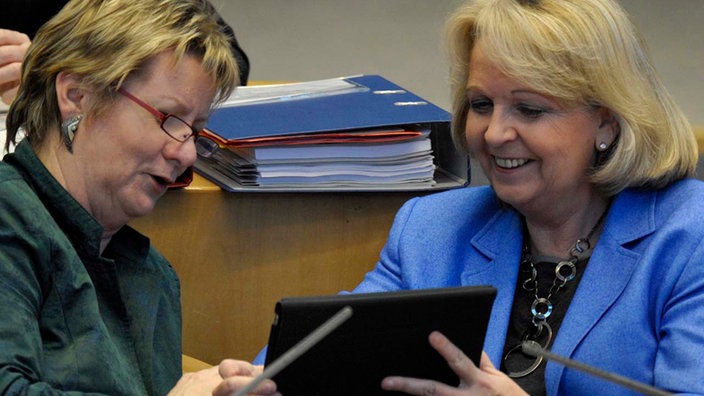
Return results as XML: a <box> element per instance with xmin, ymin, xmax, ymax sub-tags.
<box><xmin>116</xmin><ymin>87</ymin><xmax>166</xmax><ymax>122</ymax></box>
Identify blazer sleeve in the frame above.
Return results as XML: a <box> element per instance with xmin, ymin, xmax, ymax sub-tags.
<box><xmin>352</xmin><ymin>197</ymin><xmax>421</xmax><ymax>293</ymax></box>
<box><xmin>654</xmin><ymin>236</ymin><xmax>704</xmax><ymax>393</ymax></box>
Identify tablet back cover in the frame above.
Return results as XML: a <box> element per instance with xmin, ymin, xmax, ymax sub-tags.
<box><xmin>264</xmin><ymin>286</ymin><xmax>497</xmax><ymax>395</ymax></box>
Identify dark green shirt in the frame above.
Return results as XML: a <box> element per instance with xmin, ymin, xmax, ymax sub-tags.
<box><xmin>0</xmin><ymin>140</ymin><xmax>182</xmax><ymax>395</ymax></box>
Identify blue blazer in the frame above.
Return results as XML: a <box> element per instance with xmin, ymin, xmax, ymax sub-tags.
<box><xmin>353</xmin><ymin>179</ymin><xmax>704</xmax><ymax>395</ymax></box>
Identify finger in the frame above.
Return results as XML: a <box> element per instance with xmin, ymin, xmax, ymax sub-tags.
<box><xmin>0</xmin><ymin>79</ymin><xmax>19</xmax><ymax>92</ymax></box>
<box><xmin>382</xmin><ymin>376</ymin><xmax>459</xmax><ymax>396</ymax></box>
<box><xmin>427</xmin><ymin>331</ymin><xmax>479</xmax><ymax>382</ymax></box>
<box><xmin>212</xmin><ymin>376</ymin><xmax>278</xmax><ymax>396</ymax></box>
<box><xmin>0</xmin><ymin>42</ymin><xmax>30</xmax><ymax>66</ymax></box>
<box><xmin>252</xmin><ymin>364</ymin><xmax>265</xmax><ymax>377</ymax></box>
<box><xmin>0</xmin><ymin>65</ymin><xmax>22</xmax><ymax>96</ymax></box>
<box><xmin>1</xmin><ymin>79</ymin><xmax>20</xmax><ymax>105</ymax></box>
<box><xmin>0</xmin><ymin>30</ymin><xmax>30</xmax><ymax>46</ymax></box>
<box><xmin>2</xmin><ymin>88</ymin><xmax>17</xmax><ymax>106</ymax></box>
<box><xmin>170</xmin><ymin>367</ymin><xmax>223</xmax><ymax>395</ymax></box>
<box><xmin>192</xmin><ymin>365</ymin><xmax>222</xmax><ymax>382</ymax></box>
<box><xmin>479</xmin><ymin>351</ymin><xmax>498</xmax><ymax>372</ymax></box>
<box><xmin>218</xmin><ymin>359</ymin><xmax>256</xmax><ymax>379</ymax></box>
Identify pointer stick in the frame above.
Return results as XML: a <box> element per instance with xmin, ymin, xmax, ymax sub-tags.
<box><xmin>232</xmin><ymin>306</ymin><xmax>353</xmax><ymax>396</ymax></box>
<box><xmin>521</xmin><ymin>341</ymin><xmax>673</xmax><ymax>396</ymax></box>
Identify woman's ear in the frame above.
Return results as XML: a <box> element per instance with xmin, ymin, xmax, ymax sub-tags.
<box><xmin>595</xmin><ymin>107</ymin><xmax>620</xmax><ymax>151</ymax></box>
<box><xmin>55</xmin><ymin>72</ymin><xmax>86</xmax><ymax>119</ymax></box>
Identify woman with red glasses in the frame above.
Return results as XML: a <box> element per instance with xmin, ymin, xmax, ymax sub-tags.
<box><xmin>0</xmin><ymin>0</ymin><xmax>276</xmax><ymax>395</ymax></box>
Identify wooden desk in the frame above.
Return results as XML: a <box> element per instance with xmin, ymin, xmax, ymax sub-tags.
<box><xmin>130</xmin><ymin>175</ymin><xmax>420</xmax><ymax>364</ymax></box>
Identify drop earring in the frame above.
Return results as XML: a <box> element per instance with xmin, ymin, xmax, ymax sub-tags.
<box><xmin>61</xmin><ymin>114</ymin><xmax>83</xmax><ymax>153</ymax></box>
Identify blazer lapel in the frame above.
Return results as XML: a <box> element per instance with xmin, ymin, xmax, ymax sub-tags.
<box><xmin>545</xmin><ymin>189</ymin><xmax>656</xmax><ymax>395</ymax></box>
<box><xmin>461</xmin><ymin>208</ymin><xmax>524</xmax><ymax>364</ymax></box>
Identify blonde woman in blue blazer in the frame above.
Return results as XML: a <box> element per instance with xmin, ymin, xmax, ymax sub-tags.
<box><xmin>358</xmin><ymin>0</ymin><xmax>704</xmax><ymax>395</ymax></box>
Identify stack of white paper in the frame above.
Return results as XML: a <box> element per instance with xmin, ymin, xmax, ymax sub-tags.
<box><xmin>198</xmin><ymin>130</ymin><xmax>436</xmax><ymax>189</ymax></box>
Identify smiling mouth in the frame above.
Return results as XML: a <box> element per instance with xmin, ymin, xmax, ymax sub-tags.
<box><xmin>494</xmin><ymin>157</ymin><xmax>529</xmax><ymax>169</ymax></box>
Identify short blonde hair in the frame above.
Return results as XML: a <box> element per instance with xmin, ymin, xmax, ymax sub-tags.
<box><xmin>6</xmin><ymin>0</ymin><xmax>238</xmax><ymax>151</ymax></box>
<box><xmin>445</xmin><ymin>0</ymin><xmax>697</xmax><ymax>195</ymax></box>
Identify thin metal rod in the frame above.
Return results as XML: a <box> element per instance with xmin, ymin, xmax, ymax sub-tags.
<box><xmin>521</xmin><ymin>342</ymin><xmax>673</xmax><ymax>396</ymax></box>
<box><xmin>232</xmin><ymin>306</ymin><xmax>353</xmax><ymax>396</ymax></box>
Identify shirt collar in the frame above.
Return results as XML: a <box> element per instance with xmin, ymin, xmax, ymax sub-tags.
<box><xmin>11</xmin><ymin>139</ymin><xmax>105</xmax><ymax>257</ymax></box>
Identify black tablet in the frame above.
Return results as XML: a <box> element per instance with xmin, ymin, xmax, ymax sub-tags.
<box><xmin>263</xmin><ymin>285</ymin><xmax>497</xmax><ymax>395</ymax></box>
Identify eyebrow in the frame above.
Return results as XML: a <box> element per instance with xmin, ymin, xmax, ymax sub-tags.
<box><xmin>157</xmin><ymin>94</ymin><xmax>211</xmax><ymax>124</ymax></box>
<box><xmin>464</xmin><ymin>86</ymin><xmax>550</xmax><ymax>102</ymax></box>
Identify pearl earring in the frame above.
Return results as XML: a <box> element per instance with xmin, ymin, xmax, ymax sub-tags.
<box><xmin>598</xmin><ymin>142</ymin><xmax>608</xmax><ymax>151</ymax></box>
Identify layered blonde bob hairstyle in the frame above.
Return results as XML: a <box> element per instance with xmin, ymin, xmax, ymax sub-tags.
<box><xmin>445</xmin><ymin>0</ymin><xmax>697</xmax><ymax>195</ymax></box>
<box><xmin>6</xmin><ymin>0</ymin><xmax>238</xmax><ymax>151</ymax></box>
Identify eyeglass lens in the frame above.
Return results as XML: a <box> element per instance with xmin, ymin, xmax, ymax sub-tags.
<box><xmin>195</xmin><ymin>136</ymin><xmax>219</xmax><ymax>158</ymax></box>
<box><xmin>162</xmin><ymin>115</ymin><xmax>196</xmax><ymax>142</ymax></box>
<box><xmin>162</xmin><ymin>115</ymin><xmax>218</xmax><ymax>158</ymax></box>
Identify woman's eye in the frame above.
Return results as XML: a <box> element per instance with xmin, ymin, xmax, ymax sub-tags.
<box><xmin>516</xmin><ymin>104</ymin><xmax>546</xmax><ymax>119</ymax></box>
<box><xmin>468</xmin><ymin>99</ymin><xmax>492</xmax><ymax>114</ymax></box>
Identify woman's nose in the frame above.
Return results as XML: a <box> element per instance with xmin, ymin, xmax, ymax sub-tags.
<box><xmin>483</xmin><ymin>108</ymin><xmax>517</xmax><ymax>146</ymax></box>
<box><xmin>164</xmin><ymin>139</ymin><xmax>198</xmax><ymax>172</ymax></box>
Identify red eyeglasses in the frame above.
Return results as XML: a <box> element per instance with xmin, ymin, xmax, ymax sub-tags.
<box><xmin>117</xmin><ymin>87</ymin><xmax>201</xmax><ymax>143</ymax></box>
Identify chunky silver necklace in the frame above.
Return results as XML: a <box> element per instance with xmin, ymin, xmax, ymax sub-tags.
<box><xmin>503</xmin><ymin>208</ymin><xmax>609</xmax><ymax>378</ymax></box>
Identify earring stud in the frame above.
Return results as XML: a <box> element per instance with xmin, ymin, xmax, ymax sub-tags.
<box><xmin>598</xmin><ymin>142</ymin><xmax>608</xmax><ymax>151</ymax></box>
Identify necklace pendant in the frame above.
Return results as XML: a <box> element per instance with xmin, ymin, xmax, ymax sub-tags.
<box><xmin>505</xmin><ymin>341</ymin><xmax>543</xmax><ymax>378</ymax></box>
<box><xmin>555</xmin><ymin>260</ymin><xmax>577</xmax><ymax>282</ymax></box>
<box><xmin>531</xmin><ymin>297</ymin><xmax>553</xmax><ymax>320</ymax></box>
<box><xmin>506</xmin><ymin>346</ymin><xmax>543</xmax><ymax>378</ymax></box>
<box><xmin>504</xmin><ymin>323</ymin><xmax>553</xmax><ymax>378</ymax></box>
